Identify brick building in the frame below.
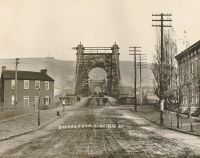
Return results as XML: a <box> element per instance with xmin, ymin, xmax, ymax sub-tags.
<box><xmin>0</xmin><ymin>66</ymin><xmax>54</xmax><ymax>108</ymax></box>
<box><xmin>175</xmin><ymin>40</ymin><xmax>200</xmax><ymax>112</ymax></box>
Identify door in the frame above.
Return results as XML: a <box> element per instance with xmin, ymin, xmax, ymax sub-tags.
<box><xmin>44</xmin><ymin>96</ymin><xmax>50</xmax><ymax>105</ymax></box>
<box><xmin>24</xmin><ymin>96</ymin><xmax>29</xmax><ymax>107</ymax></box>
<box><xmin>35</xmin><ymin>96</ymin><xmax>39</xmax><ymax>108</ymax></box>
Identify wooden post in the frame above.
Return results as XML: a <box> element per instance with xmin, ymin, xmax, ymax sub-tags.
<box><xmin>14</xmin><ymin>58</ymin><xmax>19</xmax><ymax>106</ymax></box>
<box><xmin>38</xmin><ymin>88</ymin><xmax>41</xmax><ymax>126</ymax></box>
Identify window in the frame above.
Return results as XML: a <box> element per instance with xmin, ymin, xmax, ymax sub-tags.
<box><xmin>24</xmin><ymin>80</ymin><xmax>29</xmax><ymax>89</ymax></box>
<box><xmin>35</xmin><ymin>96</ymin><xmax>39</xmax><ymax>108</ymax></box>
<box><xmin>23</xmin><ymin>96</ymin><xmax>29</xmax><ymax>107</ymax></box>
<box><xmin>184</xmin><ymin>96</ymin><xmax>188</xmax><ymax>104</ymax></box>
<box><xmin>11</xmin><ymin>95</ymin><xmax>15</xmax><ymax>106</ymax></box>
<box><xmin>11</xmin><ymin>80</ymin><xmax>15</xmax><ymax>89</ymax></box>
<box><xmin>44</xmin><ymin>96</ymin><xmax>50</xmax><ymax>105</ymax></box>
<box><xmin>196</xmin><ymin>93</ymin><xmax>199</xmax><ymax>104</ymax></box>
<box><xmin>191</xmin><ymin>63</ymin><xmax>194</xmax><ymax>73</ymax></box>
<box><xmin>45</xmin><ymin>81</ymin><xmax>49</xmax><ymax>90</ymax></box>
<box><xmin>191</xmin><ymin>63</ymin><xmax>193</xmax><ymax>74</ymax></box>
<box><xmin>192</xmin><ymin>90</ymin><xmax>195</xmax><ymax>104</ymax></box>
<box><xmin>35</xmin><ymin>81</ymin><xmax>40</xmax><ymax>89</ymax></box>
<box><xmin>180</xmin><ymin>67</ymin><xmax>183</xmax><ymax>81</ymax></box>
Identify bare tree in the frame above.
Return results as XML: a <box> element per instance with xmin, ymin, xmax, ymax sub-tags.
<box><xmin>152</xmin><ymin>28</ymin><xmax>177</xmax><ymax>108</ymax></box>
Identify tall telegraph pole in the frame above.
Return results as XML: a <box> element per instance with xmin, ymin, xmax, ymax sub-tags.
<box><xmin>152</xmin><ymin>13</ymin><xmax>172</xmax><ymax>125</ymax></box>
<box><xmin>137</xmin><ymin>55</ymin><xmax>147</xmax><ymax>107</ymax></box>
<box><xmin>15</xmin><ymin>58</ymin><xmax>19</xmax><ymax>106</ymax></box>
<box><xmin>129</xmin><ymin>46</ymin><xmax>141</xmax><ymax>111</ymax></box>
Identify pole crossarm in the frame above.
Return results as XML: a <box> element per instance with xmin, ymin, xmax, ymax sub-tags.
<box><xmin>152</xmin><ymin>25</ymin><xmax>172</xmax><ymax>27</ymax></box>
<box><xmin>129</xmin><ymin>53</ymin><xmax>146</xmax><ymax>55</ymax></box>
<box><xmin>135</xmin><ymin>61</ymin><xmax>147</xmax><ymax>63</ymax></box>
<box><xmin>129</xmin><ymin>49</ymin><xmax>141</xmax><ymax>51</ymax></box>
<box><xmin>152</xmin><ymin>13</ymin><xmax>172</xmax><ymax>16</ymax></box>
<box><xmin>136</xmin><ymin>66</ymin><xmax>148</xmax><ymax>67</ymax></box>
<box><xmin>136</xmin><ymin>57</ymin><xmax>147</xmax><ymax>59</ymax></box>
<box><xmin>129</xmin><ymin>46</ymin><xmax>141</xmax><ymax>48</ymax></box>
<box><xmin>137</xmin><ymin>62</ymin><xmax>147</xmax><ymax>66</ymax></box>
<box><xmin>152</xmin><ymin>19</ymin><xmax>172</xmax><ymax>22</ymax></box>
<box><xmin>135</xmin><ymin>59</ymin><xmax>147</xmax><ymax>61</ymax></box>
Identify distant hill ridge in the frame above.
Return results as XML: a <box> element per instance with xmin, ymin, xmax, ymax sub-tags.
<box><xmin>0</xmin><ymin>57</ymin><xmax>154</xmax><ymax>92</ymax></box>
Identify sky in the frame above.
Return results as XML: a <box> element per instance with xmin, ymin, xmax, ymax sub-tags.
<box><xmin>0</xmin><ymin>0</ymin><xmax>200</xmax><ymax>62</ymax></box>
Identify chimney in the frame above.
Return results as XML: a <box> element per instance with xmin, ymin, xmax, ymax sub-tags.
<box><xmin>2</xmin><ymin>66</ymin><xmax>6</xmax><ymax>71</ymax></box>
<box><xmin>41</xmin><ymin>69</ymin><xmax>47</xmax><ymax>75</ymax></box>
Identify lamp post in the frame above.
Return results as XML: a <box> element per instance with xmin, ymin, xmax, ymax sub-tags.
<box><xmin>160</xmin><ymin>99</ymin><xmax>164</xmax><ymax>126</ymax></box>
<box><xmin>38</xmin><ymin>88</ymin><xmax>41</xmax><ymax>126</ymax></box>
<box><xmin>62</xmin><ymin>100</ymin><xmax>65</xmax><ymax>113</ymax></box>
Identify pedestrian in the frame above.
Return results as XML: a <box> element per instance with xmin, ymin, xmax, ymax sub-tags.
<box><xmin>57</xmin><ymin>111</ymin><xmax>60</xmax><ymax>116</ymax></box>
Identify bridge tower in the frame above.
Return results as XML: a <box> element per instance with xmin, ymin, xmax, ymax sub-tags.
<box><xmin>74</xmin><ymin>43</ymin><xmax>121</xmax><ymax>99</ymax></box>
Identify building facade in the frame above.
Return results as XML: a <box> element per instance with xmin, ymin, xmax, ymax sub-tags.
<box><xmin>175</xmin><ymin>40</ymin><xmax>200</xmax><ymax>112</ymax></box>
<box><xmin>119</xmin><ymin>86</ymin><xmax>134</xmax><ymax>97</ymax></box>
<box><xmin>0</xmin><ymin>67</ymin><xmax>54</xmax><ymax>108</ymax></box>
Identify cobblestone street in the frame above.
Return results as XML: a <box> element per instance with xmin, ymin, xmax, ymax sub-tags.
<box><xmin>1</xmin><ymin>99</ymin><xmax>200</xmax><ymax>158</ymax></box>
<box><xmin>1</xmin><ymin>0</ymin><xmax>200</xmax><ymax>157</ymax></box>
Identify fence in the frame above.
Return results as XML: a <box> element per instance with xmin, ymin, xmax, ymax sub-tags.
<box><xmin>137</xmin><ymin>105</ymin><xmax>200</xmax><ymax>135</ymax></box>
<box><xmin>163</xmin><ymin>110</ymin><xmax>200</xmax><ymax>134</ymax></box>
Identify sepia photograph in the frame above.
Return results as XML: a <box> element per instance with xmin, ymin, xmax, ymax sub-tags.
<box><xmin>0</xmin><ymin>0</ymin><xmax>200</xmax><ymax>157</ymax></box>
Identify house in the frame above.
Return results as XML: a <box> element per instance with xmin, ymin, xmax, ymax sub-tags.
<box><xmin>0</xmin><ymin>66</ymin><xmax>54</xmax><ymax>108</ymax></box>
<box><xmin>175</xmin><ymin>40</ymin><xmax>200</xmax><ymax>112</ymax></box>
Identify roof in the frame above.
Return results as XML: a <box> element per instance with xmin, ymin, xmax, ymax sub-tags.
<box><xmin>175</xmin><ymin>40</ymin><xmax>200</xmax><ymax>61</ymax></box>
<box><xmin>1</xmin><ymin>70</ymin><xmax>54</xmax><ymax>81</ymax></box>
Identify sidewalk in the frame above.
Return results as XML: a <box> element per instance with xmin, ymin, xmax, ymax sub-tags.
<box><xmin>0</xmin><ymin>97</ymin><xmax>89</xmax><ymax>140</ymax></box>
<box><xmin>133</xmin><ymin>105</ymin><xmax>200</xmax><ymax>135</ymax></box>
<box><xmin>0</xmin><ymin>107</ymin><xmax>63</xmax><ymax>139</ymax></box>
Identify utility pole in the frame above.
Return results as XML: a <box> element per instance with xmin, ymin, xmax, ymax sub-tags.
<box><xmin>14</xmin><ymin>58</ymin><xmax>19</xmax><ymax>106</ymax></box>
<box><xmin>152</xmin><ymin>13</ymin><xmax>172</xmax><ymax>125</ymax></box>
<box><xmin>129</xmin><ymin>46</ymin><xmax>141</xmax><ymax>111</ymax></box>
<box><xmin>38</xmin><ymin>88</ymin><xmax>41</xmax><ymax>126</ymax></box>
<box><xmin>139</xmin><ymin>55</ymin><xmax>142</xmax><ymax>107</ymax></box>
<box><xmin>137</xmin><ymin>55</ymin><xmax>147</xmax><ymax>107</ymax></box>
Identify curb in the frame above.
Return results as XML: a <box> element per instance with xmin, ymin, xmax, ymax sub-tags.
<box><xmin>0</xmin><ymin>113</ymin><xmax>36</xmax><ymax>124</ymax></box>
<box><xmin>165</xmin><ymin>126</ymin><xmax>200</xmax><ymax>137</ymax></box>
<box><xmin>164</xmin><ymin>110</ymin><xmax>200</xmax><ymax>121</ymax></box>
<box><xmin>0</xmin><ymin>112</ymin><xmax>67</xmax><ymax>142</ymax></box>
<box><xmin>129</xmin><ymin>109</ymin><xmax>200</xmax><ymax>137</ymax></box>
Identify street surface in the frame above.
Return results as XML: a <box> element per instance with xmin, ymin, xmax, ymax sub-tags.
<box><xmin>1</xmin><ymin>98</ymin><xmax>200</xmax><ymax>158</ymax></box>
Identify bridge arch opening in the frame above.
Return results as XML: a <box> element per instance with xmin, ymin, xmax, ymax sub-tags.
<box><xmin>88</xmin><ymin>67</ymin><xmax>107</xmax><ymax>95</ymax></box>
<box><xmin>88</xmin><ymin>67</ymin><xmax>107</xmax><ymax>80</ymax></box>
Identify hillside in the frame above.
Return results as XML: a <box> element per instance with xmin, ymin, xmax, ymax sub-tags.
<box><xmin>0</xmin><ymin>57</ymin><xmax>154</xmax><ymax>94</ymax></box>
